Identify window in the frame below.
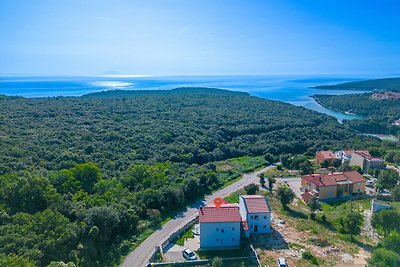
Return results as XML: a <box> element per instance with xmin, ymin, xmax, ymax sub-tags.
<box><xmin>250</xmin><ymin>216</ymin><xmax>253</xmax><ymax>219</ymax></box>
<box><xmin>232</xmin><ymin>227</ymin><xmax>235</xmax><ymax>231</ymax></box>
<box><xmin>250</xmin><ymin>225</ymin><xmax>253</xmax><ymax>228</ymax></box>
<box><xmin>263</xmin><ymin>225</ymin><xmax>266</xmax><ymax>228</ymax></box>
<box><xmin>264</xmin><ymin>216</ymin><xmax>267</xmax><ymax>219</ymax></box>
<box><xmin>221</xmin><ymin>229</ymin><xmax>224</xmax><ymax>233</ymax></box>
<box><xmin>232</xmin><ymin>238</ymin><xmax>235</xmax><ymax>241</ymax></box>
<box><xmin>216</xmin><ymin>238</ymin><xmax>219</xmax><ymax>242</ymax></box>
<box><xmin>255</xmin><ymin>215</ymin><xmax>258</xmax><ymax>220</ymax></box>
<box><xmin>216</xmin><ymin>228</ymin><xmax>219</xmax><ymax>231</ymax></box>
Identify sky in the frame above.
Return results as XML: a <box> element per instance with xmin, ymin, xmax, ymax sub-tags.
<box><xmin>0</xmin><ymin>0</ymin><xmax>400</xmax><ymax>76</ymax></box>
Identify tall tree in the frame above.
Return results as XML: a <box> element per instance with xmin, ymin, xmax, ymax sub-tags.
<box><xmin>259</xmin><ymin>173</ymin><xmax>266</xmax><ymax>188</ymax></box>
<box><xmin>276</xmin><ymin>186</ymin><xmax>295</xmax><ymax>209</ymax></box>
<box><xmin>372</xmin><ymin>209</ymin><xmax>400</xmax><ymax>237</ymax></box>
<box><xmin>244</xmin><ymin>183</ymin><xmax>259</xmax><ymax>195</ymax></box>
<box><xmin>267</xmin><ymin>177</ymin><xmax>276</xmax><ymax>192</ymax></box>
<box><xmin>307</xmin><ymin>196</ymin><xmax>321</xmax><ymax>220</ymax></box>
<box><xmin>340</xmin><ymin>211</ymin><xmax>363</xmax><ymax>241</ymax></box>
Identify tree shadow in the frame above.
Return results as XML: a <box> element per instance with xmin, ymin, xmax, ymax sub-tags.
<box><xmin>284</xmin><ymin>207</ymin><xmax>308</xmax><ymax>219</ymax></box>
<box><xmin>316</xmin><ymin>218</ymin><xmax>336</xmax><ymax>232</ymax></box>
<box><xmin>353</xmin><ymin>239</ymin><xmax>375</xmax><ymax>253</ymax></box>
<box><xmin>251</xmin><ymin>228</ymin><xmax>289</xmax><ymax>250</ymax></box>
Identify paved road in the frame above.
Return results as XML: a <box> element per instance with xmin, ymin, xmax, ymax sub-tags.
<box><xmin>275</xmin><ymin>177</ymin><xmax>302</xmax><ymax>198</ymax></box>
<box><xmin>121</xmin><ymin>165</ymin><xmax>274</xmax><ymax>267</ymax></box>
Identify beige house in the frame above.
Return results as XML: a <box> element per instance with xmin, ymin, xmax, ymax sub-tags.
<box><xmin>301</xmin><ymin>171</ymin><xmax>366</xmax><ymax>201</ymax></box>
<box><xmin>349</xmin><ymin>151</ymin><xmax>384</xmax><ymax>172</ymax></box>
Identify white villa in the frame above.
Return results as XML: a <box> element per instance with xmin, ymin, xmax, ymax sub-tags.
<box><xmin>198</xmin><ymin>203</ymin><xmax>241</xmax><ymax>249</ymax></box>
<box><xmin>198</xmin><ymin>195</ymin><xmax>271</xmax><ymax>249</ymax></box>
<box><xmin>239</xmin><ymin>195</ymin><xmax>271</xmax><ymax>237</ymax></box>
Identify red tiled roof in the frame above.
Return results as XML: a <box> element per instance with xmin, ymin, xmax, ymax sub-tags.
<box><xmin>198</xmin><ymin>204</ymin><xmax>241</xmax><ymax>223</ymax></box>
<box><xmin>316</xmin><ymin>150</ymin><xmax>336</xmax><ymax>160</ymax></box>
<box><xmin>301</xmin><ymin>192</ymin><xmax>314</xmax><ymax>203</ymax></box>
<box><xmin>241</xmin><ymin>195</ymin><xmax>270</xmax><ymax>213</ymax></box>
<box><xmin>302</xmin><ymin>171</ymin><xmax>366</xmax><ymax>187</ymax></box>
<box><xmin>343</xmin><ymin>171</ymin><xmax>367</xmax><ymax>183</ymax></box>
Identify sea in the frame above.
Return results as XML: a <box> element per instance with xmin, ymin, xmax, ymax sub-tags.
<box><xmin>0</xmin><ymin>75</ymin><xmax>379</xmax><ymax>122</ymax></box>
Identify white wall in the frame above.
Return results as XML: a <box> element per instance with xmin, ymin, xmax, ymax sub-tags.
<box><xmin>239</xmin><ymin>197</ymin><xmax>247</xmax><ymax>220</ymax></box>
<box><xmin>239</xmin><ymin>196</ymin><xmax>271</xmax><ymax>235</ymax></box>
<box><xmin>247</xmin><ymin>212</ymin><xmax>271</xmax><ymax>234</ymax></box>
<box><xmin>199</xmin><ymin>221</ymin><xmax>240</xmax><ymax>248</ymax></box>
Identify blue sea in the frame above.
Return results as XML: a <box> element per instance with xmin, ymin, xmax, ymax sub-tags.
<box><xmin>0</xmin><ymin>75</ymin><xmax>377</xmax><ymax>122</ymax></box>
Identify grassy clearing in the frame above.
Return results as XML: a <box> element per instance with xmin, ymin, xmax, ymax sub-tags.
<box><xmin>220</xmin><ymin>155</ymin><xmax>266</xmax><ymax>173</ymax></box>
<box><xmin>173</xmin><ymin>225</ymin><xmax>194</xmax><ymax>246</ymax></box>
<box><xmin>261</xmin><ymin>166</ymin><xmax>300</xmax><ymax>178</ymax></box>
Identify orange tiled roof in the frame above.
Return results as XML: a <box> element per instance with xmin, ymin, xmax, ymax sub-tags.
<box><xmin>241</xmin><ymin>195</ymin><xmax>269</xmax><ymax>213</ymax></box>
<box><xmin>199</xmin><ymin>204</ymin><xmax>241</xmax><ymax>223</ymax></box>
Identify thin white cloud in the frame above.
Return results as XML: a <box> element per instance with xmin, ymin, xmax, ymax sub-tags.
<box><xmin>179</xmin><ymin>24</ymin><xmax>191</xmax><ymax>34</ymax></box>
<box><xmin>201</xmin><ymin>29</ymin><xmax>216</xmax><ymax>37</ymax></box>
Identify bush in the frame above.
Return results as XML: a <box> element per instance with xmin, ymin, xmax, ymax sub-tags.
<box><xmin>302</xmin><ymin>251</ymin><xmax>319</xmax><ymax>265</ymax></box>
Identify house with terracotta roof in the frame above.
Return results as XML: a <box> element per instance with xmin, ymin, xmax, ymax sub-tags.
<box><xmin>301</xmin><ymin>171</ymin><xmax>367</xmax><ymax>201</ymax></box>
<box><xmin>316</xmin><ymin>150</ymin><xmax>337</xmax><ymax>165</ymax></box>
<box><xmin>336</xmin><ymin>150</ymin><xmax>371</xmax><ymax>163</ymax></box>
<box><xmin>349</xmin><ymin>150</ymin><xmax>384</xmax><ymax>172</ymax></box>
<box><xmin>239</xmin><ymin>195</ymin><xmax>271</xmax><ymax>236</ymax></box>
<box><xmin>198</xmin><ymin>203</ymin><xmax>241</xmax><ymax>249</ymax></box>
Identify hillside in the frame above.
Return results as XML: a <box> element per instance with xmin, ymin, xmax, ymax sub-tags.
<box><xmin>314</xmin><ymin>93</ymin><xmax>400</xmax><ymax>134</ymax></box>
<box><xmin>314</xmin><ymin>77</ymin><xmax>400</xmax><ymax>91</ymax></box>
<box><xmin>0</xmin><ymin>88</ymin><xmax>380</xmax><ymax>266</ymax></box>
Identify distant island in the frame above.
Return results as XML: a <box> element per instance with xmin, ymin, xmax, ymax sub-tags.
<box><xmin>314</xmin><ymin>77</ymin><xmax>400</xmax><ymax>91</ymax></box>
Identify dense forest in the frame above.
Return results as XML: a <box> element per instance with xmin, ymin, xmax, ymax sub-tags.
<box><xmin>314</xmin><ymin>93</ymin><xmax>400</xmax><ymax>135</ymax></box>
<box><xmin>314</xmin><ymin>77</ymin><xmax>400</xmax><ymax>91</ymax></box>
<box><xmin>0</xmin><ymin>88</ymin><xmax>384</xmax><ymax>266</ymax></box>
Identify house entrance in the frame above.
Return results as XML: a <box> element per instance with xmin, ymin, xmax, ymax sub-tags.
<box><xmin>254</xmin><ymin>225</ymin><xmax>258</xmax><ymax>232</ymax></box>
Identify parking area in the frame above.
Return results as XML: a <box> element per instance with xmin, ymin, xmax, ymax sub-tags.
<box><xmin>163</xmin><ymin>232</ymin><xmax>200</xmax><ymax>262</ymax></box>
<box><xmin>276</xmin><ymin>178</ymin><xmax>302</xmax><ymax>199</ymax></box>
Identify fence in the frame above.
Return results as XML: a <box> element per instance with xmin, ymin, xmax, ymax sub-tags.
<box><xmin>249</xmin><ymin>242</ymin><xmax>261</xmax><ymax>267</ymax></box>
<box><xmin>150</xmin><ymin>256</ymin><xmax>257</xmax><ymax>266</ymax></box>
<box><xmin>161</xmin><ymin>216</ymin><xmax>199</xmax><ymax>253</ymax></box>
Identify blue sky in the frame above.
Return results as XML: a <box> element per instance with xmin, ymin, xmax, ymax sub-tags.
<box><xmin>0</xmin><ymin>0</ymin><xmax>399</xmax><ymax>76</ymax></box>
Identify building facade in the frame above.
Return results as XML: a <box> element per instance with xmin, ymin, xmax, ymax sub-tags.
<box><xmin>316</xmin><ymin>150</ymin><xmax>337</xmax><ymax>164</ymax></box>
<box><xmin>198</xmin><ymin>204</ymin><xmax>241</xmax><ymax>249</ymax></box>
<box><xmin>301</xmin><ymin>171</ymin><xmax>366</xmax><ymax>201</ymax></box>
<box><xmin>349</xmin><ymin>151</ymin><xmax>384</xmax><ymax>172</ymax></box>
<box><xmin>239</xmin><ymin>195</ymin><xmax>271</xmax><ymax>235</ymax></box>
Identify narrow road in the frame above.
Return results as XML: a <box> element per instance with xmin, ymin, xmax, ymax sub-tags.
<box><xmin>121</xmin><ymin>165</ymin><xmax>274</xmax><ymax>267</ymax></box>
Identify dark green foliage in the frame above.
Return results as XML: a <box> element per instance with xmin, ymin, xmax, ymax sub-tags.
<box><xmin>0</xmin><ymin>210</ymin><xmax>79</xmax><ymax>266</ymax></box>
<box><xmin>307</xmin><ymin>196</ymin><xmax>321</xmax><ymax>220</ymax></box>
<box><xmin>377</xmin><ymin>169</ymin><xmax>400</xmax><ymax>190</ymax></box>
<box><xmin>0</xmin><ymin>89</ymin><xmax>384</xmax><ymax>265</ymax></box>
<box><xmin>315</xmin><ymin>77</ymin><xmax>400</xmax><ymax>91</ymax></box>
<box><xmin>372</xmin><ymin>209</ymin><xmax>400</xmax><ymax>237</ymax></box>
<box><xmin>314</xmin><ymin>93</ymin><xmax>400</xmax><ymax>134</ymax></box>
<box><xmin>267</xmin><ymin>177</ymin><xmax>276</xmax><ymax>192</ymax></box>
<box><xmin>301</xmin><ymin>251</ymin><xmax>319</xmax><ymax>265</ymax></box>
<box><xmin>276</xmin><ymin>186</ymin><xmax>295</xmax><ymax>208</ymax></box>
<box><xmin>379</xmin><ymin>232</ymin><xmax>400</xmax><ymax>253</ymax></box>
<box><xmin>368</xmin><ymin>248</ymin><xmax>400</xmax><ymax>267</ymax></box>
<box><xmin>259</xmin><ymin>173</ymin><xmax>266</xmax><ymax>187</ymax></box>
<box><xmin>339</xmin><ymin>212</ymin><xmax>363</xmax><ymax>241</ymax></box>
<box><xmin>392</xmin><ymin>186</ymin><xmax>400</xmax><ymax>201</ymax></box>
<box><xmin>0</xmin><ymin>89</ymin><xmax>367</xmax><ymax>177</ymax></box>
<box><xmin>244</xmin><ymin>183</ymin><xmax>259</xmax><ymax>195</ymax></box>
